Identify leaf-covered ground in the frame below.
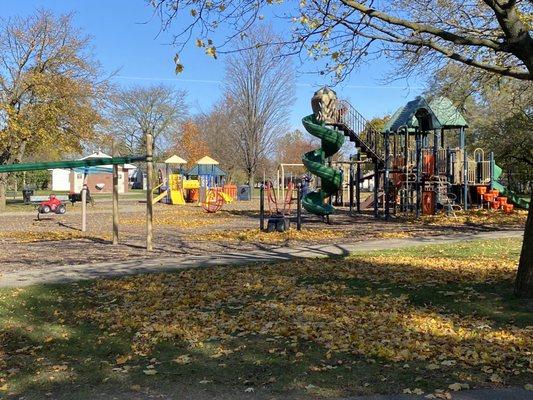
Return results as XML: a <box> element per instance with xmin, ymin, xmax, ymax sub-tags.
<box><xmin>0</xmin><ymin>198</ymin><xmax>527</xmax><ymax>274</ymax></box>
<box><xmin>1</xmin><ymin>238</ymin><xmax>531</xmax><ymax>399</ymax></box>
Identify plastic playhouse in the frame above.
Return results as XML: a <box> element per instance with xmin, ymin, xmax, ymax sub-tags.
<box><xmin>152</xmin><ymin>155</ymin><xmax>237</xmax><ymax>212</ymax></box>
<box><xmin>300</xmin><ymin>87</ymin><xmax>530</xmax><ymax>218</ymax></box>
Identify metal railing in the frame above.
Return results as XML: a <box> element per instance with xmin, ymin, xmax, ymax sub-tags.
<box><xmin>455</xmin><ymin>160</ymin><xmax>491</xmax><ymax>184</ymax></box>
<box><xmin>336</xmin><ymin>100</ymin><xmax>384</xmax><ymax>162</ymax></box>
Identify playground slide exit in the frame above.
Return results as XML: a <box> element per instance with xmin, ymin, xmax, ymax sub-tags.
<box><xmin>301</xmin><ymin>114</ymin><xmax>345</xmax><ymax>216</ymax></box>
<box><xmin>492</xmin><ymin>164</ymin><xmax>530</xmax><ymax>209</ymax></box>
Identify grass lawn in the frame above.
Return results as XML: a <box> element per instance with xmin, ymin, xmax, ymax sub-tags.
<box><xmin>1</xmin><ymin>238</ymin><xmax>531</xmax><ymax>399</ymax></box>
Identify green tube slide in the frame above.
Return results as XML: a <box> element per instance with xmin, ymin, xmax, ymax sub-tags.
<box><xmin>301</xmin><ymin>114</ymin><xmax>345</xmax><ymax>216</ymax></box>
<box><xmin>492</xmin><ymin>164</ymin><xmax>529</xmax><ymax>209</ymax></box>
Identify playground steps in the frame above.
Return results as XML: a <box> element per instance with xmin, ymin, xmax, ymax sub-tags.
<box><xmin>477</xmin><ymin>187</ymin><xmax>519</xmax><ymax>213</ymax></box>
<box><xmin>492</xmin><ymin>164</ymin><xmax>529</xmax><ymax>210</ymax></box>
<box><xmin>334</xmin><ymin>100</ymin><xmax>384</xmax><ymax>166</ymax></box>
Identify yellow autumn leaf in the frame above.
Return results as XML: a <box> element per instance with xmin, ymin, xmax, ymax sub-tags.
<box><xmin>115</xmin><ymin>355</ymin><xmax>129</xmax><ymax>365</ymax></box>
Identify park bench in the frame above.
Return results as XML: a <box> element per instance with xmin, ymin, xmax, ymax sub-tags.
<box><xmin>5</xmin><ymin>190</ymin><xmax>17</xmax><ymax>199</ymax></box>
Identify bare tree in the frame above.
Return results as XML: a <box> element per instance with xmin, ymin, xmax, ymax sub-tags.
<box><xmin>195</xmin><ymin>96</ymin><xmax>242</xmax><ymax>182</ymax></box>
<box><xmin>224</xmin><ymin>28</ymin><xmax>295</xmax><ymax>188</ymax></box>
<box><xmin>0</xmin><ymin>9</ymin><xmax>104</xmax><ymax>210</ymax></box>
<box><xmin>150</xmin><ymin>0</ymin><xmax>532</xmax><ymax>82</ymax></box>
<box><xmin>108</xmin><ymin>84</ymin><xmax>188</xmax><ymax>155</ymax></box>
<box><xmin>275</xmin><ymin>129</ymin><xmax>317</xmax><ymax>166</ymax></box>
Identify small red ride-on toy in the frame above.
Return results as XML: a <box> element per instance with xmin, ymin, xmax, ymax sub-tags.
<box><xmin>38</xmin><ymin>195</ymin><xmax>67</xmax><ymax>215</ymax></box>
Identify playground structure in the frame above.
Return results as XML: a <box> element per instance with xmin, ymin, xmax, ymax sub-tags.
<box><xmin>152</xmin><ymin>155</ymin><xmax>194</xmax><ymax>206</ymax></box>
<box><xmin>276</xmin><ymin>163</ymin><xmax>307</xmax><ymax>203</ymax></box>
<box><xmin>265</xmin><ymin>180</ymin><xmax>296</xmax><ymax>215</ymax></box>
<box><xmin>151</xmin><ymin>155</ymin><xmax>235</xmax><ymax>213</ymax></box>
<box><xmin>258</xmin><ymin>163</ymin><xmax>305</xmax><ymax>231</ymax></box>
<box><xmin>301</xmin><ymin>87</ymin><xmax>345</xmax><ymax>216</ymax></box>
<box><xmin>301</xmin><ymin>87</ymin><xmax>530</xmax><ymax>219</ymax></box>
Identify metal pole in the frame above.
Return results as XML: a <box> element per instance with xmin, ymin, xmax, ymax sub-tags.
<box><xmin>328</xmin><ymin>157</ymin><xmax>333</xmax><ymax>207</ymax></box>
<box><xmin>112</xmin><ymin>141</ymin><xmax>119</xmax><ymax>245</ymax></box>
<box><xmin>81</xmin><ymin>170</ymin><xmax>88</xmax><ymax>232</ymax></box>
<box><xmin>384</xmin><ymin>131</ymin><xmax>390</xmax><ymax>218</ymax></box>
<box><xmin>489</xmin><ymin>151</ymin><xmax>495</xmax><ymax>190</ymax></box>
<box><xmin>112</xmin><ymin>166</ymin><xmax>119</xmax><ymax>243</ymax></box>
<box><xmin>433</xmin><ymin>129</ymin><xmax>439</xmax><ymax>213</ymax></box>
<box><xmin>146</xmin><ymin>132</ymin><xmax>154</xmax><ymax>251</ymax></box>
<box><xmin>415</xmin><ymin>130</ymin><xmax>421</xmax><ymax>218</ymax></box>
<box><xmin>404</xmin><ymin>127</ymin><xmax>409</xmax><ymax>212</ymax></box>
<box><xmin>259</xmin><ymin>183</ymin><xmax>265</xmax><ymax>230</ymax></box>
<box><xmin>373</xmin><ymin>159</ymin><xmax>379</xmax><ymax>218</ymax></box>
<box><xmin>460</xmin><ymin>127</ymin><xmax>468</xmax><ymax>210</ymax></box>
<box><xmin>296</xmin><ymin>183</ymin><xmax>302</xmax><ymax>231</ymax></box>
<box><xmin>349</xmin><ymin>160</ymin><xmax>354</xmax><ymax>214</ymax></box>
<box><xmin>447</xmin><ymin>147</ymin><xmax>453</xmax><ymax>184</ymax></box>
<box><xmin>433</xmin><ymin>130</ymin><xmax>439</xmax><ymax>175</ymax></box>
<box><xmin>356</xmin><ymin>153</ymin><xmax>361</xmax><ymax>213</ymax></box>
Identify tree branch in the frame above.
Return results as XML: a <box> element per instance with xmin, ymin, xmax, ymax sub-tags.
<box><xmin>340</xmin><ymin>0</ymin><xmax>503</xmax><ymax>50</ymax></box>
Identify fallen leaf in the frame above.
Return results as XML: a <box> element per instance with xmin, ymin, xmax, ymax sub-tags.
<box><xmin>115</xmin><ymin>355</ymin><xmax>129</xmax><ymax>365</ymax></box>
<box><xmin>142</xmin><ymin>369</ymin><xmax>157</xmax><ymax>375</ymax></box>
<box><xmin>173</xmin><ymin>354</ymin><xmax>191</xmax><ymax>364</ymax></box>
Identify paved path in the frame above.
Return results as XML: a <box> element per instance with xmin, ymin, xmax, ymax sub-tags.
<box><xmin>0</xmin><ymin>229</ymin><xmax>523</xmax><ymax>288</ymax></box>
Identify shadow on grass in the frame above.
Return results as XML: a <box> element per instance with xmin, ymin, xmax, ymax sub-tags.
<box><xmin>1</xmin><ymin>238</ymin><xmax>531</xmax><ymax>399</ymax></box>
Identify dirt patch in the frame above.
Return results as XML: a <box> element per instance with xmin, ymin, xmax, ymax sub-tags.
<box><xmin>0</xmin><ymin>199</ymin><xmax>526</xmax><ymax>274</ymax></box>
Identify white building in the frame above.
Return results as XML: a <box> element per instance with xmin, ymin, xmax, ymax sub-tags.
<box><xmin>50</xmin><ymin>151</ymin><xmax>137</xmax><ymax>194</ymax></box>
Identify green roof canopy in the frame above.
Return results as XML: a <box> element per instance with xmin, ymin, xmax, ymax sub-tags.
<box><xmin>0</xmin><ymin>156</ymin><xmax>146</xmax><ymax>173</ymax></box>
<box><xmin>383</xmin><ymin>96</ymin><xmax>468</xmax><ymax>133</ymax></box>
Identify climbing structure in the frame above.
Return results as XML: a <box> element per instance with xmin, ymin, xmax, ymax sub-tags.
<box><xmin>301</xmin><ymin>87</ymin><xmax>345</xmax><ymax>216</ymax></box>
<box><xmin>302</xmin><ymin>88</ymin><xmax>528</xmax><ymax>219</ymax></box>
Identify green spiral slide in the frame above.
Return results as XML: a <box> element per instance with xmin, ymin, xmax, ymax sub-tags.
<box><xmin>301</xmin><ymin>114</ymin><xmax>345</xmax><ymax>216</ymax></box>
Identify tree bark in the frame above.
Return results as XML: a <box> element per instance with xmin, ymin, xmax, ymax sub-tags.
<box><xmin>515</xmin><ymin>191</ymin><xmax>533</xmax><ymax>298</ymax></box>
<box><xmin>0</xmin><ymin>173</ymin><xmax>7</xmax><ymax>212</ymax></box>
<box><xmin>248</xmin><ymin>170</ymin><xmax>254</xmax><ymax>199</ymax></box>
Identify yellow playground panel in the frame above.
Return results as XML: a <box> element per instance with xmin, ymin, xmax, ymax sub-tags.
<box><xmin>152</xmin><ymin>174</ymin><xmax>201</xmax><ymax>205</ymax></box>
<box><xmin>168</xmin><ymin>174</ymin><xmax>185</xmax><ymax>205</ymax></box>
<box><xmin>218</xmin><ymin>191</ymin><xmax>233</xmax><ymax>204</ymax></box>
<box><xmin>183</xmin><ymin>179</ymin><xmax>200</xmax><ymax>190</ymax></box>
<box><xmin>152</xmin><ymin>172</ymin><xmax>235</xmax><ymax>211</ymax></box>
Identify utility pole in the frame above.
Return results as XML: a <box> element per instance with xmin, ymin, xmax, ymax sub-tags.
<box><xmin>146</xmin><ymin>132</ymin><xmax>154</xmax><ymax>251</ymax></box>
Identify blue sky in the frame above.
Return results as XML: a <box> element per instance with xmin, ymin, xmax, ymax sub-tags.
<box><xmin>4</xmin><ymin>0</ymin><xmax>424</xmax><ymax>130</ymax></box>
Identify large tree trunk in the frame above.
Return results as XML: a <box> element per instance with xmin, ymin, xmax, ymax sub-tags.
<box><xmin>515</xmin><ymin>191</ymin><xmax>533</xmax><ymax>298</ymax></box>
<box><xmin>0</xmin><ymin>173</ymin><xmax>7</xmax><ymax>212</ymax></box>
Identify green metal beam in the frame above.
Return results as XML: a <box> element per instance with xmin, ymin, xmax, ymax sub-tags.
<box><xmin>0</xmin><ymin>156</ymin><xmax>146</xmax><ymax>173</ymax></box>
